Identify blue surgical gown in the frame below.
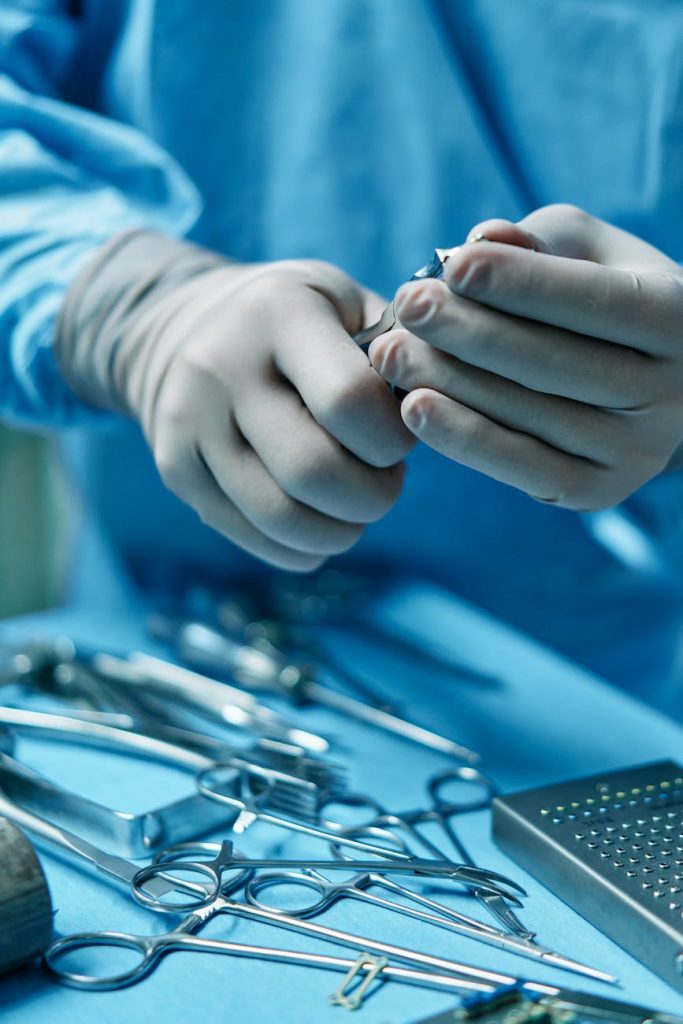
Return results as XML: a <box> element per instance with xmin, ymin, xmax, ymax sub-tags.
<box><xmin>2</xmin><ymin>0</ymin><xmax>683</xmax><ymax>714</ymax></box>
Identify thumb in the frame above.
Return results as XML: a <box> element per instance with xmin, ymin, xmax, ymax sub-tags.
<box><xmin>467</xmin><ymin>206</ymin><xmax>601</xmax><ymax>261</ymax></box>
<box><xmin>466</xmin><ymin>216</ymin><xmax>555</xmax><ymax>255</ymax></box>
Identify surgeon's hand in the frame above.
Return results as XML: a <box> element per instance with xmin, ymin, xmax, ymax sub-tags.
<box><xmin>369</xmin><ymin>205</ymin><xmax>683</xmax><ymax>510</ymax></box>
<box><xmin>56</xmin><ymin>231</ymin><xmax>413</xmax><ymax>570</ymax></box>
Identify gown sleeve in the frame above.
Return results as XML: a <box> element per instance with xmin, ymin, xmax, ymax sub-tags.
<box><xmin>0</xmin><ymin>1</ymin><xmax>201</xmax><ymax>428</ymax></box>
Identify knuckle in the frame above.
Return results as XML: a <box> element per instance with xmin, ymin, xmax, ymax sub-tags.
<box><xmin>448</xmin><ymin>247</ymin><xmax>497</xmax><ymax>297</ymax></box>
<box><xmin>280</xmin><ymin>448</ymin><xmax>331</xmax><ymax>502</ymax></box>
<box><xmin>375</xmin><ymin>329</ymin><xmax>413</xmax><ymax>383</ymax></box>
<box><xmin>195</xmin><ymin>502</ymin><xmax>218</xmax><ymax>531</ymax></box>
<box><xmin>614</xmin><ymin>367</ymin><xmax>652</xmax><ymax>409</ymax></box>
<box><xmin>330</xmin><ymin>522</ymin><xmax>365</xmax><ymax>552</ymax></box>
<box><xmin>316</xmin><ymin>370</ymin><xmax>375</xmax><ymax>425</ymax></box>
<box><xmin>648</xmin><ymin>273</ymin><xmax>683</xmax><ymax>336</ymax></box>
<box><xmin>252</xmin><ymin>484</ymin><xmax>363</xmax><ymax>555</ymax></box>
<box><xmin>256</xmin><ymin>490</ymin><xmax>301</xmax><ymax>535</ymax></box>
<box><xmin>552</xmin><ymin>465</ymin><xmax>609</xmax><ymax>511</ymax></box>
<box><xmin>454</xmin><ymin>411</ymin><xmax>490</xmax><ymax>460</ymax></box>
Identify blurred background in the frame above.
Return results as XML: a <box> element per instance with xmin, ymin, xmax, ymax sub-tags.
<box><xmin>0</xmin><ymin>425</ymin><xmax>67</xmax><ymax>618</ymax></box>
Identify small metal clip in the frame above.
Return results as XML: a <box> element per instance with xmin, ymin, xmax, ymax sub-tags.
<box><xmin>328</xmin><ymin>953</ymin><xmax>389</xmax><ymax>1011</ymax></box>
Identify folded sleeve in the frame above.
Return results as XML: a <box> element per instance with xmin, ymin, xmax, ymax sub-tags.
<box><xmin>0</xmin><ymin>2</ymin><xmax>201</xmax><ymax>428</ymax></box>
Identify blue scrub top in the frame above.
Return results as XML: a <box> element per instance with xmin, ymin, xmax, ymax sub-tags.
<box><xmin>2</xmin><ymin>0</ymin><xmax>683</xmax><ymax>712</ymax></box>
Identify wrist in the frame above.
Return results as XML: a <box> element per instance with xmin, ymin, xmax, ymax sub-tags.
<box><xmin>55</xmin><ymin>230</ymin><xmax>234</xmax><ymax>414</ymax></box>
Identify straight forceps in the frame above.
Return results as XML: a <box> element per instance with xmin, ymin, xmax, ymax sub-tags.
<box><xmin>321</xmin><ymin>766</ymin><xmax>533</xmax><ymax>940</ymax></box>
<box><xmin>45</xmin><ymin>931</ymin><xmax>495</xmax><ymax>998</ymax></box>
<box><xmin>244</xmin><ymin>867</ymin><xmax>614</xmax><ymax>983</ymax></box>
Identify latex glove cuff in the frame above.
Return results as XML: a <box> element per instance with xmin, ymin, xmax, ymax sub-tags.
<box><xmin>55</xmin><ymin>230</ymin><xmax>227</xmax><ymax>414</ymax></box>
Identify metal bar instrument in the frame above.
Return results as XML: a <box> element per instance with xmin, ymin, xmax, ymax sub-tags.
<box><xmin>148</xmin><ymin>613</ymin><xmax>479</xmax><ymax>761</ymax></box>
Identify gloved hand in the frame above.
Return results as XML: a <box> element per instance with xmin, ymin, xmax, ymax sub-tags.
<box><xmin>56</xmin><ymin>231</ymin><xmax>414</xmax><ymax>570</ymax></box>
<box><xmin>369</xmin><ymin>204</ymin><xmax>683</xmax><ymax>510</ymax></box>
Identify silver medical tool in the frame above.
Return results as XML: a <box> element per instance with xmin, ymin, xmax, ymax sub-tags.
<box><xmin>244</xmin><ymin>867</ymin><xmax>614</xmax><ymax>983</ymax></box>
<box><xmin>45</xmin><ymin>929</ymin><xmax>491</xmax><ymax>1000</ymax></box>
<box><xmin>126</xmin><ymin>844</ymin><xmax>602</xmax><ymax>995</ymax></box>
<box><xmin>321</xmin><ymin>766</ymin><xmax>532</xmax><ymax>941</ymax></box>
<box><xmin>196</xmin><ymin>764</ymin><xmax>523</xmax><ymax>890</ymax></box>
<box><xmin>266</xmin><ymin>569</ymin><xmax>500</xmax><ymax>688</ymax></box>
<box><xmin>6</xmin><ymin>644</ymin><xmax>345</xmax><ymax>792</ymax></box>
<box><xmin>354</xmin><ymin>247</ymin><xmax>456</xmax><ymax>348</ymax></box>
<box><xmin>445</xmin><ymin>983</ymin><xmax>683</xmax><ymax>1024</ymax></box>
<box><xmin>0</xmin><ymin>708</ymin><xmax>317</xmax><ymax>854</ymax></box>
<box><xmin>0</xmin><ymin>789</ymin><xmax>205</xmax><ymax>901</ymax></box>
<box><xmin>1</xmin><ymin>636</ymin><xmax>329</xmax><ymax>753</ymax></box>
<box><xmin>189</xmin><ymin>585</ymin><xmax>401</xmax><ymax>713</ymax></box>
<box><xmin>47</xmin><ymin>706</ymin><xmax>347</xmax><ymax>795</ymax></box>
<box><xmin>130</xmin><ymin>840</ymin><xmax>524</xmax><ymax>912</ymax></box>
<box><xmin>149</xmin><ymin>613</ymin><xmax>480</xmax><ymax>761</ymax></box>
<box><xmin>328</xmin><ymin>953</ymin><xmax>389</xmax><ymax>1010</ymax></box>
<box><xmin>90</xmin><ymin>649</ymin><xmax>329</xmax><ymax>753</ymax></box>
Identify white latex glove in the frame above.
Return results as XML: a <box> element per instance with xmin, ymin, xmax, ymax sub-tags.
<box><xmin>57</xmin><ymin>231</ymin><xmax>414</xmax><ymax>570</ymax></box>
<box><xmin>369</xmin><ymin>205</ymin><xmax>683</xmax><ymax>510</ymax></box>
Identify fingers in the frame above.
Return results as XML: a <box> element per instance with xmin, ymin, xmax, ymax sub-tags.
<box><xmin>154</xmin><ymin>438</ymin><xmax>326</xmax><ymax>572</ymax></box>
<box><xmin>465</xmin><ymin>218</ymin><xmax>553</xmax><ymax>255</ymax></box>
<box><xmin>517</xmin><ymin>205</ymin><xmax>682</xmax><ymax>273</ymax></box>
<box><xmin>199</xmin><ymin>413</ymin><xmax>365</xmax><ymax>557</ymax></box>
<box><xmin>382</xmin><ymin>291</ymin><xmax>653</xmax><ymax>408</ymax></box>
<box><xmin>372</xmin><ymin>329</ymin><xmax>626</xmax><ymax>462</ymax></box>
<box><xmin>405</xmin><ymin>240</ymin><xmax>683</xmax><ymax>356</ymax></box>
<box><xmin>400</xmin><ymin>388</ymin><xmax>609</xmax><ymax>510</ymax></box>
<box><xmin>272</xmin><ymin>285</ymin><xmax>415</xmax><ymax>467</ymax></box>
<box><xmin>233</xmin><ymin>383</ymin><xmax>405</xmax><ymax>523</ymax></box>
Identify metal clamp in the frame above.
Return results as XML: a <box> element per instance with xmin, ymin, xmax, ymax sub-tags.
<box><xmin>328</xmin><ymin>952</ymin><xmax>389</xmax><ymax>1011</ymax></box>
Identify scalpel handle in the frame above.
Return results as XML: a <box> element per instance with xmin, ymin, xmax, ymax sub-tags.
<box><xmin>303</xmin><ymin>681</ymin><xmax>479</xmax><ymax>763</ymax></box>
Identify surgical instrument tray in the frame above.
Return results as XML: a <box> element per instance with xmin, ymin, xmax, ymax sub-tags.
<box><xmin>492</xmin><ymin>760</ymin><xmax>683</xmax><ymax>994</ymax></box>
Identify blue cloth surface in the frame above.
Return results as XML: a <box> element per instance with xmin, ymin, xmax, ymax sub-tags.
<box><xmin>2</xmin><ymin>583</ymin><xmax>683</xmax><ymax>1022</ymax></box>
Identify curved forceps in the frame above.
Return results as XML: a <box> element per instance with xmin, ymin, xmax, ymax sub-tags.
<box><xmin>44</xmin><ymin>843</ymin><xmax>480</xmax><ymax>997</ymax></box>
<box><xmin>100</xmin><ymin>843</ymin><xmax>576</xmax><ymax>992</ymax></box>
<box><xmin>321</xmin><ymin>765</ymin><xmax>533</xmax><ymax>939</ymax></box>
<box><xmin>45</xmin><ymin>841</ymin><xmax>614</xmax><ymax>992</ymax></box>
<box><xmin>194</xmin><ymin>763</ymin><xmax>520</xmax><ymax>899</ymax></box>
<box><xmin>131</xmin><ymin>839</ymin><xmax>524</xmax><ymax>913</ymax></box>
<box><xmin>244</xmin><ymin>866</ymin><xmax>614</xmax><ymax>983</ymax></box>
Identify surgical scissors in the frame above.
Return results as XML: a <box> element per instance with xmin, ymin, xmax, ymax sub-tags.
<box><xmin>244</xmin><ymin>866</ymin><xmax>614</xmax><ymax>983</ymax></box>
<box><xmin>320</xmin><ymin>765</ymin><xmax>533</xmax><ymax>939</ymax></box>
<box><xmin>131</xmin><ymin>840</ymin><xmax>524</xmax><ymax>912</ymax></box>
<box><xmin>118</xmin><ymin>842</ymin><xmax>581</xmax><ymax>992</ymax></box>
